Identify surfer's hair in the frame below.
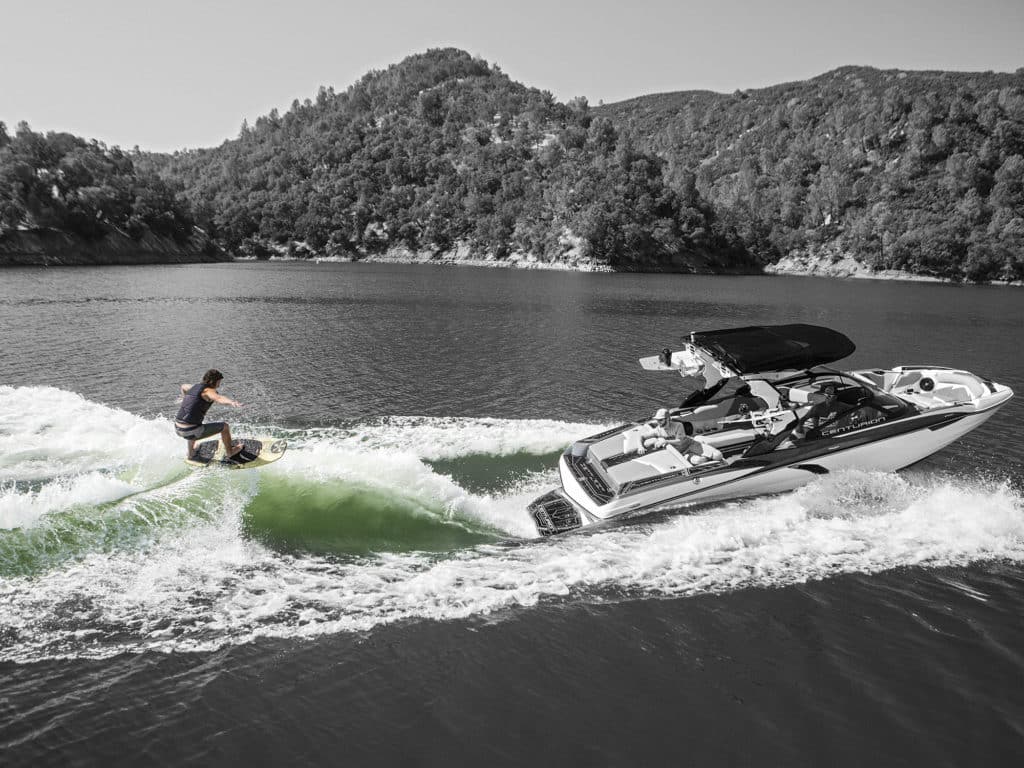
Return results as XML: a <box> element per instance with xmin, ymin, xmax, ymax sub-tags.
<box><xmin>202</xmin><ymin>369</ymin><xmax>223</xmax><ymax>387</ymax></box>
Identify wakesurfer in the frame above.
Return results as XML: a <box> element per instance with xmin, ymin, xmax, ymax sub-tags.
<box><xmin>175</xmin><ymin>369</ymin><xmax>244</xmax><ymax>460</ymax></box>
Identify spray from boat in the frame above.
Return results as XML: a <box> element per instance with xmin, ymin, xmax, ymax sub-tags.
<box><xmin>0</xmin><ymin>385</ymin><xmax>1021</xmax><ymax>664</ymax></box>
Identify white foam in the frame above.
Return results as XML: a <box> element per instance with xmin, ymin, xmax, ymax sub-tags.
<box><xmin>0</xmin><ymin>386</ymin><xmax>181</xmax><ymax>471</ymax></box>
<box><xmin>0</xmin><ymin>386</ymin><xmax>184</xmax><ymax>527</ymax></box>
<box><xmin>0</xmin><ymin>472</ymin><xmax>141</xmax><ymax>529</ymax></box>
<box><xmin>3</xmin><ymin>387</ymin><xmax>1023</xmax><ymax>664</ymax></box>
<box><xmin>1</xmin><ymin>469</ymin><xmax>1022</xmax><ymax>663</ymax></box>
<box><xmin>290</xmin><ymin>415</ymin><xmax>606</xmax><ymax>460</ymax></box>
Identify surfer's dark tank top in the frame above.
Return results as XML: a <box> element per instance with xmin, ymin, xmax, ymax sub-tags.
<box><xmin>176</xmin><ymin>383</ymin><xmax>213</xmax><ymax>425</ymax></box>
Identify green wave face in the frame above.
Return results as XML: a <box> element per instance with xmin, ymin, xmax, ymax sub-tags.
<box><xmin>426</xmin><ymin>450</ymin><xmax>563</xmax><ymax>495</ymax></box>
<box><xmin>0</xmin><ymin>470</ymin><xmax>504</xmax><ymax>577</ymax></box>
<box><xmin>0</xmin><ymin>470</ymin><xmax>225</xmax><ymax>578</ymax></box>
<box><xmin>242</xmin><ymin>475</ymin><xmax>500</xmax><ymax>556</ymax></box>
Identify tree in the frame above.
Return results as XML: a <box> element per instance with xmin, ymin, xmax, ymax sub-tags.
<box><xmin>990</xmin><ymin>155</ymin><xmax>1024</xmax><ymax>211</ymax></box>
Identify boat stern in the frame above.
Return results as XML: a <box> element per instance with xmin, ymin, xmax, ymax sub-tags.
<box><xmin>527</xmin><ymin>488</ymin><xmax>587</xmax><ymax>536</ymax></box>
<box><xmin>528</xmin><ymin>435</ymin><xmax>628</xmax><ymax>535</ymax></box>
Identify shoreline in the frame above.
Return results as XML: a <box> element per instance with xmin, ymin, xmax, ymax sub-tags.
<box><xmin>0</xmin><ymin>228</ymin><xmax>228</xmax><ymax>267</ymax></box>
<box><xmin>764</xmin><ymin>251</ymin><xmax>1024</xmax><ymax>287</ymax></box>
<box><xmin>3</xmin><ymin>232</ymin><xmax>1020</xmax><ymax>286</ymax></box>
<box><xmin>241</xmin><ymin>253</ymin><xmax>1024</xmax><ymax>286</ymax></box>
<box><xmin>267</xmin><ymin>252</ymin><xmax>617</xmax><ymax>272</ymax></box>
<box><xmin>238</xmin><ymin>239</ymin><xmax>616</xmax><ymax>273</ymax></box>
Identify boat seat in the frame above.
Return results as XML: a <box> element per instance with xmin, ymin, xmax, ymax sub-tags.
<box><xmin>606</xmin><ymin>445</ymin><xmax>690</xmax><ymax>485</ymax></box>
<box><xmin>931</xmin><ymin>385</ymin><xmax>973</xmax><ymax>404</ymax></box>
<box><xmin>903</xmin><ymin>385</ymin><xmax>974</xmax><ymax>407</ymax></box>
<box><xmin>589</xmin><ymin>429</ymin><xmax>639</xmax><ymax>460</ymax></box>
<box><xmin>701</xmin><ymin>429</ymin><xmax>758</xmax><ymax>449</ymax></box>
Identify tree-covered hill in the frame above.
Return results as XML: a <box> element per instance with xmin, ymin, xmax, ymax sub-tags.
<box><xmin>597</xmin><ymin>66</ymin><xmax>1024</xmax><ymax>280</ymax></box>
<box><xmin>5</xmin><ymin>50</ymin><xmax>1023</xmax><ymax>279</ymax></box>
<box><xmin>0</xmin><ymin>123</ymin><xmax>202</xmax><ymax>246</ymax></box>
<box><xmin>141</xmin><ymin>48</ymin><xmax>753</xmax><ymax>272</ymax></box>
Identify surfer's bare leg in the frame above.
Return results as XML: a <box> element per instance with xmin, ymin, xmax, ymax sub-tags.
<box><xmin>187</xmin><ymin>438</ymin><xmax>196</xmax><ymax>458</ymax></box>
<box><xmin>221</xmin><ymin>424</ymin><xmax>243</xmax><ymax>457</ymax></box>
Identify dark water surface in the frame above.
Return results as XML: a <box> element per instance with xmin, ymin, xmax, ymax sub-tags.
<box><xmin>1</xmin><ymin>263</ymin><xmax>1023</xmax><ymax>765</ymax></box>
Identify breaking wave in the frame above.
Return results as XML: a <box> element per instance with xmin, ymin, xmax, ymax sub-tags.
<box><xmin>1</xmin><ymin>386</ymin><xmax>1021</xmax><ymax>663</ymax></box>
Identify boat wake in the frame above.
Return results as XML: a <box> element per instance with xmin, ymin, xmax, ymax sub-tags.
<box><xmin>1</xmin><ymin>385</ymin><xmax>1022</xmax><ymax>663</ymax></box>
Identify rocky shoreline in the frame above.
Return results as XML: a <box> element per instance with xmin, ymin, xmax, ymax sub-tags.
<box><xmin>764</xmin><ymin>248</ymin><xmax>1023</xmax><ymax>286</ymax></box>
<box><xmin>255</xmin><ymin>243</ymin><xmax>1022</xmax><ymax>284</ymax></box>
<box><xmin>4</xmin><ymin>229</ymin><xmax>1020</xmax><ymax>286</ymax></box>
<box><xmin>360</xmin><ymin>243</ymin><xmax>614</xmax><ymax>272</ymax></box>
<box><xmin>245</xmin><ymin>236</ymin><xmax>757</xmax><ymax>275</ymax></box>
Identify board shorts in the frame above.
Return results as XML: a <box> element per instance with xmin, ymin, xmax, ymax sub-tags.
<box><xmin>175</xmin><ymin>422</ymin><xmax>226</xmax><ymax>440</ymax></box>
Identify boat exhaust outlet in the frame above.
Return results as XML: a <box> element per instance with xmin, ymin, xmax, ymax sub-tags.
<box><xmin>528</xmin><ymin>491</ymin><xmax>583</xmax><ymax>536</ymax></box>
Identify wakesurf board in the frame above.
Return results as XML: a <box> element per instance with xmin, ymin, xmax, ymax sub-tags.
<box><xmin>184</xmin><ymin>436</ymin><xmax>287</xmax><ymax>469</ymax></box>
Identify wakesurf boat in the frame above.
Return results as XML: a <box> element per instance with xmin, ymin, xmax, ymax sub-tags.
<box><xmin>528</xmin><ymin>324</ymin><xmax>1013</xmax><ymax>536</ymax></box>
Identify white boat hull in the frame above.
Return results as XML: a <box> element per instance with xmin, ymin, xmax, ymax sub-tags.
<box><xmin>529</xmin><ymin>338</ymin><xmax>1014</xmax><ymax>536</ymax></box>
<box><xmin>555</xmin><ymin>391</ymin><xmax>1011</xmax><ymax>529</ymax></box>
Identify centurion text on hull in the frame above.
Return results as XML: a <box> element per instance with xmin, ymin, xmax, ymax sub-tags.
<box><xmin>528</xmin><ymin>324</ymin><xmax>1013</xmax><ymax>536</ymax></box>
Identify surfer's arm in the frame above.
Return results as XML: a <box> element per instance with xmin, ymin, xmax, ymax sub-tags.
<box><xmin>179</xmin><ymin>383</ymin><xmax>191</xmax><ymax>394</ymax></box>
<box><xmin>207</xmin><ymin>390</ymin><xmax>243</xmax><ymax>408</ymax></box>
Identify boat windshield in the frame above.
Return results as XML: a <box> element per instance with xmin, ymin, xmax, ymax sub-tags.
<box><xmin>740</xmin><ymin>372</ymin><xmax>917</xmax><ymax>455</ymax></box>
<box><xmin>786</xmin><ymin>374</ymin><xmax>913</xmax><ymax>439</ymax></box>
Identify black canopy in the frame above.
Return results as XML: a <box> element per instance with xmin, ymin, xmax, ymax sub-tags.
<box><xmin>690</xmin><ymin>324</ymin><xmax>855</xmax><ymax>374</ymax></box>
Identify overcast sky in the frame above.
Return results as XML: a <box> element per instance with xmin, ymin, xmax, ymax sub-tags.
<box><xmin>2</xmin><ymin>0</ymin><xmax>1022</xmax><ymax>152</ymax></box>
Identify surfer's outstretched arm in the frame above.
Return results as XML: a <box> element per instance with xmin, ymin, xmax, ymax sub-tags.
<box><xmin>207</xmin><ymin>390</ymin><xmax>243</xmax><ymax>408</ymax></box>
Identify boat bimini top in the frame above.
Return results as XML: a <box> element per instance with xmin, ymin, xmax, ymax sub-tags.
<box><xmin>641</xmin><ymin>323</ymin><xmax>857</xmax><ymax>379</ymax></box>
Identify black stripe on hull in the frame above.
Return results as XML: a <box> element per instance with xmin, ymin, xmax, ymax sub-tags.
<box><xmin>608</xmin><ymin>410</ymin><xmax>967</xmax><ymax>504</ymax></box>
<box><xmin>727</xmin><ymin>411</ymin><xmax>968</xmax><ymax>473</ymax></box>
<box><xmin>573</xmin><ymin>408</ymin><xmax>992</xmax><ymax>513</ymax></box>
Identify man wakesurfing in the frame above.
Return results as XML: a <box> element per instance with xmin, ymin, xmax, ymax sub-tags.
<box><xmin>175</xmin><ymin>369</ymin><xmax>245</xmax><ymax>460</ymax></box>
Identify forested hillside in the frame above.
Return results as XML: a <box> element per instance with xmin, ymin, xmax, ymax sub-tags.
<box><xmin>4</xmin><ymin>49</ymin><xmax>1023</xmax><ymax>278</ymax></box>
<box><xmin>0</xmin><ymin>123</ymin><xmax>200</xmax><ymax>245</ymax></box>
<box><xmin>141</xmin><ymin>48</ymin><xmax>753</xmax><ymax>272</ymax></box>
<box><xmin>598</xmin><ymin>66</ymin><xmax>1024</xmax><ymax>280</ymax></box>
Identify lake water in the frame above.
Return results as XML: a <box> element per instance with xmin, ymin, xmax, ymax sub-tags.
<box><xmin>2</xmin><ymin>263</ymin><xmax>1023</xmax><ymax>765</ymax></box>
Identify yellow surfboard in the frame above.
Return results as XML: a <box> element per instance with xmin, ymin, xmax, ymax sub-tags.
<box><xmin>185</xmin><ymin>436</ymin><xmax>287</xmax><ymax>469</ymax></box>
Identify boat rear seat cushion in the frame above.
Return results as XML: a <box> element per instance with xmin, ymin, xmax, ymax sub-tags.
<box><xmin>606</xmin><ymin>445</ymin><xmax>689</xmax><ymax>484</ymax></box>
<box><xmin>589</xmin><ymin>431</ymin><xmax>636</xmax><ymax>460</ymax></box>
